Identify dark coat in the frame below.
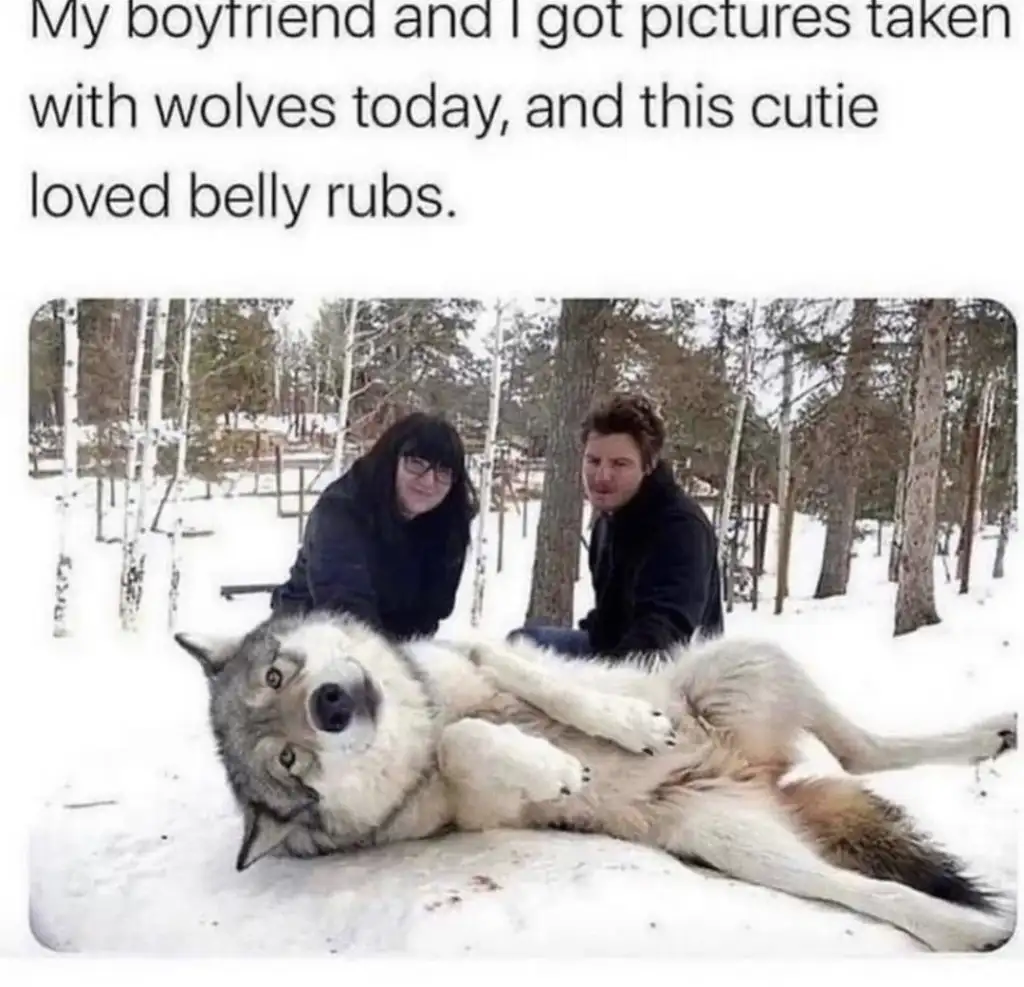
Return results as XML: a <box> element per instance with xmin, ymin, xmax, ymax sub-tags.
<box><xmin>580</xmin><ymin>462</ymin><xmax>724</xmax><ymax>657</ymax></box>
<box><xmin>270</xmin><ymin>461</ymin><xmax>468</xmax><ymax>642</ymax></box>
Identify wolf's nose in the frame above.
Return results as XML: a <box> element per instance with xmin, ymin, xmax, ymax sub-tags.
<box><xmin>310</xmin><ymin>683</ymin><xmax>353</xmax><ymax>733</ymax></box>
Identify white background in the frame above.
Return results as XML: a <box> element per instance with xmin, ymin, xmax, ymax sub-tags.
<box><xmin>1</xmin><ymin>0</ymin><xmax>1021</xmax><ymax>981</ymax></box>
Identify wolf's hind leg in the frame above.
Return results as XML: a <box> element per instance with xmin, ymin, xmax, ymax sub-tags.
<box><xmin>438</xmin><ymin>718</ymin><xmax>590</xmax><ymax>830</ymax></box>
<box><xmin>681</xmin><ymin>639</ymin><xmax>1017</xmax><ymax>773</ymax></box>
<box><xmin>654</xmin><ymin>786</ymin><xmax>1013</xmax><ymax>952</ymax></box>
<box><xmin>816</xmin><ymin>710</ymin><xmax>1018</xmax><ymax>774</ymax></box>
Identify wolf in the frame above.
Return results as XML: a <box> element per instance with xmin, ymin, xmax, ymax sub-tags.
<box><xmin>175</xmin><ymin>611</ymin><xmax>1018</xmax><ymax>953</ymax></box>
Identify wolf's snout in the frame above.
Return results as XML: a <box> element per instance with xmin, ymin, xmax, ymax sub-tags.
<box><xmin>310</xmin><ymin>683</ymin><xmax>354</xmax><ymax>733</ymax></box>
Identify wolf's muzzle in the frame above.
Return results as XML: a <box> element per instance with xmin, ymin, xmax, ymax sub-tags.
<box><xmin>309</xmin><ymin>683</ymin><xmax>355</xmax><ymax>733</ymax></box>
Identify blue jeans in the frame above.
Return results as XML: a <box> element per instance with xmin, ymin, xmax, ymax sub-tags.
<box><xmin>507</xmin><ymin>624</ymin><xmax>593</xmax><ymax>657</ymax></box>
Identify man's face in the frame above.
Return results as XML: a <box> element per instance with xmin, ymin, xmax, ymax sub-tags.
<box><xmin>582</xmin><ymin>431</ymin><xmax>648</xmax><ymax>512</ymax></box>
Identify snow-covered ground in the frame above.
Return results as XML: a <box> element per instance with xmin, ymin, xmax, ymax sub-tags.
<box><xmin>14</xmin><ymin>474</ymin><xmax>1023</xmax><ymax>957</ymax></box>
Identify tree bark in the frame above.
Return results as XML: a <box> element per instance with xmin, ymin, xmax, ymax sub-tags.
<box><xmin>53</xmin><ymin>300</ymin><xmax>80</xmax><ymax>638</ymax></box>
<box><xmin>894</xmin><ymin>300</ymin><xmax>951</xmax><ymax>636</ymax></box>
<box><xmin>526</xmin><ymin>300</ymin><xmax>608</xmax><ymax>625</ymax></box>
<box><xmin>332</xmin><ymin>299</ymin><xmax>359</xmax><ymax>476</ymax></box>
<box><xmin>470</xmin><ymin>303</ymin><xmax>505</xmax><ymax>627</ymax></box>
<box><xmin>992</xmin><ymin>441</ymin><xmax>1014</xmax><ymax>580</ymax></box>
<box><xmin>122</xmin><ymin>298</ymin><xmax>169</xmax><ymax>631</ymax></box>
<box><xmin>718</xmin><ymin>306</ymin><xmax>754</xmax><ymax>595</ymax></box>
<box><xmin>776</xmin><ymin>342</ymin><xmax>794</xmax><ymax>604</ymax></box>
<box><xmin>118</xmin><ymin>299</ymin><xmax>148</xmax><ymax>624</ymax></box>
<box><xmin>815</xmin><ymin>299</ymin><xmax>877</xmax><ymax>598</ymax></box>
<box><xmin>167</xmin><ymin>301</ymin><xmax>198</xmax><ymax>631</ymax></box>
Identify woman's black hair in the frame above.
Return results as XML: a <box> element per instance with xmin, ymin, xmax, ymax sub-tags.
<box><xmin>355</xmin><ymin>411</ymin><xmax>479</xmax><ymax>548</ymax></box>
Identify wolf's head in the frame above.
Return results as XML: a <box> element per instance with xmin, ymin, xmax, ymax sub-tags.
<box><xmin>175</xmin><ymin>613</ymin><xmax>401</xmax><ymax>871</ymax></box>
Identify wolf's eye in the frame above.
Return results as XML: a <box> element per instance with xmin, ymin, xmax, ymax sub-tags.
<box><xmin>279</xmin><ymin>746</ymin><xmax>296</xmax><ymax>770</ymax></box>
<box><xmin>265</xmin><ymin>667</ymin><xmax>283</xmax><ymax>689</ymax></box>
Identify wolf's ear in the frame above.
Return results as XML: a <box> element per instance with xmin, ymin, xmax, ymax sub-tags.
<box><xmin>174</xmin><ymin>632</ymin><xmax>237</xmax><ymax>678</ymax></box>
<box><xmin>235</xmin><ymin>805</ymin><xmax>299</xmax><ymax>872</ymax></box>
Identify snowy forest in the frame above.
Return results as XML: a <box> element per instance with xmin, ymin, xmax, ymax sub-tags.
<box><xmin>28</xmin><ymin>296</ymin><xmax>1018</xmax><ymax>641</ymax></box>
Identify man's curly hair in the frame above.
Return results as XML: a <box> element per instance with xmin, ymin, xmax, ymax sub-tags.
<box><xmin>580</xmin><ymin>392</ymin><xmax>667</xmax><ymax>469</ymax></box>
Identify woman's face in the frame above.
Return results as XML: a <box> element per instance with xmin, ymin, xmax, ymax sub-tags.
<box><xmin>395</xmin><ymin>455</ymin><xmax>454</xmax><ymax>518</ymax></box>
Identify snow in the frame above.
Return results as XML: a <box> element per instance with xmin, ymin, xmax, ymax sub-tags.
<box><xmin>15</xmin><ymin>474</ymin><xmax>1023</xmax><ymax>957</ymax></box>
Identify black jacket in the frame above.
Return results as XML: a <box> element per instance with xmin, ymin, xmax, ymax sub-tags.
<box><xmin>270</xmin><ymin>461</ymin><xmax>467</xmax><ymax>641</ymax></box>
<box><xmin>581</xmin><ymin>462</ymin><xmax>724</xmax><ymax>657</ymax></box>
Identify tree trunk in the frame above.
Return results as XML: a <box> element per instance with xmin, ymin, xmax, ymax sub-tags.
<box><xmin>774</xmin><ymin>473</ymin><xmax>796</xmax><ymax>616</ymax></box>
<box><xmin>888</xmin><ymin>468</ymin><xmax>906</xmax><ymax>582</ymax></box>
<box><xmin>167</xmin><ymin>301</ymin><xmax>198</xmax><ymax>631</ymax></box>
<box><xmin>958</xmin><ymin>416</ymin><xmax>981</xmax><ymax>595</ymax></box>
<box><xmin>815</xmin><ymin>299</ymin><xmax>877</xmax><ymax>598</ymax></box>
<box><xmin>332</xmin><ymin>299</ymin><xmax>359</xmax><ymax>476</ymax></box>
<box><xmin>756</xmin><ymin>501</ymin><xmax>769</xmax><ymax>576</ymax></box>
<box><xmin>118</xmin><ymin>299</ymin><xmax>149</xmax><ymax>624</ymax></box>
<box><xmin>53</xmin><ymin>300</ymin><xmax>80</xmax><ymax>638</ymax></box>
<box><xmin>992</xmin><ymin>440</ymin><xmax>1014</xmax><ymax>579</ymax></box>
<box><xmin>470</xmin><ymin>303</ymin><xmax>505</xmax><ymax>627</ymax></box>
<box><xmin>122</xmin><ymin>299</ymin><xmax>169</xmax><ymax>631</ymax></box>
<box><xmin>894</xmin><ymin>300</ymin><xmax>951</xmax><ymax>636</ymax></box>
<box><xmin>717</xmin><ymin>306</ymin><xmax>755</xmax><ymax>582</ymax></box>
<box><xmin>526</xmin><ymin>300</ymin><xmax>608</xmax><ymax>625</ymax></box>
<box><xmin>776</xmin><ymin>342</ymin><xmax>794</xmax><ymax>603</ymax></box>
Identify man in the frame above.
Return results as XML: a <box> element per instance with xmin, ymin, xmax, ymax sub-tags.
<box><xmin>510</xmin><ymin>392</ymin><xmax>724</xmax><ymax>659</ymax></box>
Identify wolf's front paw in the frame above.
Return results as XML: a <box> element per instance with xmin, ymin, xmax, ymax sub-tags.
<box><xmin>583</xmin><ymin>695</ymin><xmax>678</xmax><ymax>755</ymax></box>
<box><xmin>494</xmin><ymin>728</ymin><xmax>591</xmax><ymax>802</ymax></box>
<box><xmin>523</xmin><ymin>747</ymin><xmax>591</xmax><ymax>802</ymax></box>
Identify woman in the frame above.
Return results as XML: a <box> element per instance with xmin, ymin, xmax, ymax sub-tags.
<box><xmin>270</xmin><ymin>412</ymin><xmax>479</xmax><ymax>642</ymax></box>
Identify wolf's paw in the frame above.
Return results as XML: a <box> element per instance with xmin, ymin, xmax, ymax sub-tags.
<box><xmin>525</xmin><ymin>749</ymin><xmax>591</xmax><ymax>803</ymax></box>
<box><xmin>495</xmin><ymin>730</ymin><xmax>590</xmax><ymax>802</ymax></box>
<box><xmin>966</xmin><ymin>712</ymin><xmax>1017</xmax><ymax>763</ymax></box>
<box><xmin>581</xmin><ymin>694</ymin><xmax>678</xmax><ymax>755</ymax></box>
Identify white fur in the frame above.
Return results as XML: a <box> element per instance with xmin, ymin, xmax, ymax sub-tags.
<box><xmin>186</xmin><ymin>615</ymin><xmax>1017</xmax><ymax>950</ymax></box>
<box><xmin>439</xmin><ymin>718</ymin><xmax>589</xmax><ymax>831</ymax></box>
<box><xmin>465</xmin><ymin>633</ymin><xmax>679</xmax><ymax>753</ymax></box>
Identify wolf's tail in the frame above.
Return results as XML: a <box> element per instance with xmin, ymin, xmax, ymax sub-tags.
<box><xmin>779</xmin><ymin>777</ymin><xmax>1002</xmax><ymax>913</ymax></box>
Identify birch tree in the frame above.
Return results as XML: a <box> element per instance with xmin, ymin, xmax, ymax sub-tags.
<box><xmin>470</xmin><ymin>302</ymin><xmax>505</xmax><ymax>627</ymax></box>
<box><xmin>332</xmin><ymin>299</ymin><xmax>359</xmax><ymax>475</ymax></box>
<box><xmin>774</xmin><ymin>335</ymin><xmax>794</xmax><ymax>615</ymax></box>
<box><xmin>717</xmin><ymin>303</ymin><xmax>755</xmax><ymax>592</ymax></box>
<box><xmin>122</xmin><ymin>299</ymin><xmax>169</xmax><ymax>631</ymax></box>
<box><xmin>118</xmin><ymin>299</ymin><xmax>149</xmax><ymax>624</ymax></box>
<box><xmin>894</xmin><ymin>300</ymin><xmax>951</xmax><ymax>636</ymax></box>
<box><xmin>167</xmin><ymin>301</ymin><xmax>199</xmax><ymax>631</ymax></box>
<box><xmin>53</xmin><ymin>300</ymin><xmax>80</xmax><ymax>638</ymax></box>
<box><xmin>992</xmin><ymin>445</ymin><xmax>1014</xmax><ymax>580</ymax></box>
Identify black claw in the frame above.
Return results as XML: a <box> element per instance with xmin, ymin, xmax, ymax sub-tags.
<box><xmin>560</xmin><ymin>785</ymin><xmax>571</xmax><ymax>795</ymax></box>
<box><xmin>666</xmin><ymin>740</ymin><xmax>676</xmax><ymax>747</ymax></box>
<box><xmin>653</xmin><ymin>711</ymin><xmax>664</xmax><ymax>718</ymax></box>
<box><xmin>642</xmin><ymin>747</ymin><xmax>654</xmax><ymax>756</ymax></box>
<box><xmin>996</xmin><ymin>729</ymin><xmax>1016</xmax><ymax>755</ymax></box>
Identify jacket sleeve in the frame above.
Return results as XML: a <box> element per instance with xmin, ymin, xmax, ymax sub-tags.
<box><xmin>609</xmin><ymin>515</ymin><xmax>716</xmax><ymax>656</ymax></box>
<box><xmin>432</xmin><ymin>540</ymin><xmax>469</xmax><ymax>629</ymax></box>
<box><xmin>302</xmin><ymin>502</ymin><xmax>381</xmax><ymax>625</ymax></box>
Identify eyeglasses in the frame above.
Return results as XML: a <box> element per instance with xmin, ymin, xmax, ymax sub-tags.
<box><xmin>401</xmin><ymin>455</ymin><xmax>453</xmax><ymax>486</ymax></box>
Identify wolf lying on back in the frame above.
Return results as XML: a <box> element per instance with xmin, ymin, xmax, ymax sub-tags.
<box><xmin>176</xmin><ymin>612</ymin><xmax>1018</xmax><ymax>952</ymax></box>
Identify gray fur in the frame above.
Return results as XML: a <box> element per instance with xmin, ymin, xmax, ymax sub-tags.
<box><xmin>176</xmin><ymin>612</ymin><xmax>1017</xmax><ymax>951</ymax></box>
